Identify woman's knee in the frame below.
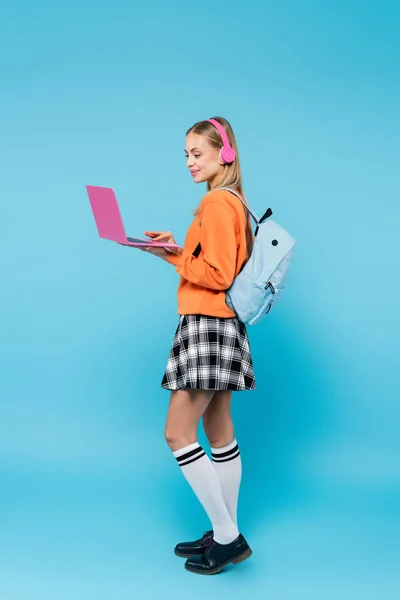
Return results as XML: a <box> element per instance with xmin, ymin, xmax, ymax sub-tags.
<box><xmin>202</xmin><ymin>391</ymin><xmax>234</xmax><ymax>447</ymax></box>
<box><xmin>204</xmin><ymin>428</ymin><xmax>234</xmax><ymax>449</ymax></box>
<box><xmin>164</xmin><ymin>389</ymin><xmax>213</xmax><ymax>452</ymax></box>
<box><xmin>164</xmin><ymin>426</ymin><xmax>196</xmax><ymax>452</ymax></box>
<box><xmin>203</xmin><ymin>415</ymin><xmax>234</xmax><ymax>448</ymax></box>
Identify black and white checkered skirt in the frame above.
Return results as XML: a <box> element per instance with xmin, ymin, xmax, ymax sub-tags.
<box><xmin>161</xmin><ymin>314</ymin><xmax>256</xmax><ymax>391</ymax></box>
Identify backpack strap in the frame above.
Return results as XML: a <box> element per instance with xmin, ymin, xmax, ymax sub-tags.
<box><xmin>218</xmin><ymin>187</ymin><xmax>260</xmax><ymax>225</ymax></box>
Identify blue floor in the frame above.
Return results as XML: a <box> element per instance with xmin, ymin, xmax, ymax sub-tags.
<box><xmin>1</xmin><ymin>465</ymin><xmax>398</xmax><ymax>600</ymax></box>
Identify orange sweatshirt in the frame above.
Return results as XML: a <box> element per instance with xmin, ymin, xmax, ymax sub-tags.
<box><xmin>167</xmin><ymin>188</ymin><xmax>253</xmax><ymax>317</ymax></box>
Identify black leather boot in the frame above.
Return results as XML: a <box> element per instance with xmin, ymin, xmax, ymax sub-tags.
<box><xmin>184</xmin><ymin>534</ymin><xmax>252</xmax><ymax>575</ymax></box>
<box><xmin>174</xmin><ymin>530</ymin><xmax>214</xmax><ymax>558</ymax></box>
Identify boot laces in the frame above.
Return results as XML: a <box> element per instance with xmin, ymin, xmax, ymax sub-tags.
<box><xmin>201</xmin><ymin>530</ymin><xmax>213</xmax><ymax>542</ymax></box>
<box><xmin>203</xmin><ymin>534</ymin><xmax>215</xmax><ymax>551</ymax></box>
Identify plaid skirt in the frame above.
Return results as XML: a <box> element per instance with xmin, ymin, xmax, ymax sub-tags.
<box><xmin>161</xmin><ymin>314</ymin><xmax>256</xmax><ymax>391</ymax></box>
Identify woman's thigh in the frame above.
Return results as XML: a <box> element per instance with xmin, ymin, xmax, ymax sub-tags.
<box><xmin>164</xmin><ymin>389</ymin><xmax>215</xmax><ymax>450</ymax></box>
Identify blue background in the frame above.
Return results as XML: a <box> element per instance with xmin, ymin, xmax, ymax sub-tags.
<box><xmin>0</xmin><ymin>1</ymin><xmax>399</xmax><ymax>598</ymax></box>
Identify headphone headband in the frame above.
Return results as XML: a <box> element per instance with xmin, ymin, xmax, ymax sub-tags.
<box><xmin>207</xmin><ymin>118</ymin><xmax>236</xmax><ymax>164</ymax></box>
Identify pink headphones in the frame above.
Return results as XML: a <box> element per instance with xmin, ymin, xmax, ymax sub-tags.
<box><xmin>207</xmin><ymin>118</ymin><xmax>236</xmax><ymax>164</ymax></box>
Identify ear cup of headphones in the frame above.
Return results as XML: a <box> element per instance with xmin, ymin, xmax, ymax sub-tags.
<box><xmin>219</xmin><ymin>145</ymin><xmax>236</xmax><ymax>164</ymax></box>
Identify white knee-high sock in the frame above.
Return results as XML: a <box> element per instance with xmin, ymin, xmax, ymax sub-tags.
<box><xmin>173</xmin><ymin>442</ymin><xmax>239</xmax><ymax>544</ymax></box>
<box><xmin>211</xmin><ymin>439</ymin><xmax>242</xmax><ymax>529</ymax></box>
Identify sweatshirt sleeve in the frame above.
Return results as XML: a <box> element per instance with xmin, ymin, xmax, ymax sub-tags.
<box><xmin>167</xmin><ymin>200</ymin><xmax>237</xmax><ymax>290</ymax></box>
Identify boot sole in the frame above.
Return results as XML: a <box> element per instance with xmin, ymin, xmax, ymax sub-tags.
<box><xmin>174</xmin><ymin>548</ymin><xmax>204</xmax><ymax>558</ymax></box>
<box><xmin>184</xmin><ymin>546</ymin><xmax>253</xmax><ymax>575</ymax></box>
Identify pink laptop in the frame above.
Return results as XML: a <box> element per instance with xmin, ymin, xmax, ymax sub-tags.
<box><xmin>86</xmin><ymin>185</ymin><xmax>180</xmax><ymax>248</ymax></box>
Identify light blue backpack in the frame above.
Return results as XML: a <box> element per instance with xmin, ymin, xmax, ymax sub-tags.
<box><xmin>220</xmin><ymin>187</ymin><xmax>296</xmax><ymax>326</ymax></box>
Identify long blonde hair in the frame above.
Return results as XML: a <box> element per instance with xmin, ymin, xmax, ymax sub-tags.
<box><xmin>187</xmin><ymin>116</ymin><xmax>246</xmax><ymax>216</ymax></box>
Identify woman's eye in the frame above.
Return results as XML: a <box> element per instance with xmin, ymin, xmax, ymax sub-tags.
<box><xmin>194</xmin><ymin>154</ymin><xmax>201</xmax><ymax>158</ymax></box>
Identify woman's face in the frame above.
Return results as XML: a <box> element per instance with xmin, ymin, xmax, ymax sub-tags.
<box><xmin>185</xmin><ymin>132</ymin><xmax>224</xmax><ymax>188</ymax></box>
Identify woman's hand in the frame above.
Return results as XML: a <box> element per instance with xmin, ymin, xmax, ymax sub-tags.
<box><xmin>140</xmin><ymin>246</ymin><xmax>173</xmax><ymax>261</ymax></box>
<box><xmin>142</xmin><ymin>231</ymin><xmax>183</xmax><ymax>259</ymax></box>
<box><xmin>119</xmin><ymin>231</ymin><xmax>183</xmax><ymax>262</ymax></box>
<box><xmin>144</xmin><ymin>230</ymin><xmax>182</xmax><ymax>252</ymax></box>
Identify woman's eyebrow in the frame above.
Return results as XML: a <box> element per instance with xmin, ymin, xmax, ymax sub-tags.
<box><xmin>185</xmin><ymin>147</ymin><xmax>201</xmax><ymax>153</ymax></box>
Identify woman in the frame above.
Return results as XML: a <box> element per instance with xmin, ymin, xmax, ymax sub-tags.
<box><xmin>140</xmin><ymin>117</ymin><xmax>256</xmax><ymax>575</ymax></box>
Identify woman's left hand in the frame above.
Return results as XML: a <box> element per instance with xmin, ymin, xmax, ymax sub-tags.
<box><xmin>140</xmin><ymin>245</ymin><xmax>175</xmax><ymax>262</ymax></box>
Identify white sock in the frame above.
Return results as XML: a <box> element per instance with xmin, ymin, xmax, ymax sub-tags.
<box><xmin>211</xmin><ymin>439</ymin><xmax>242</xmax><ymax>529</ymax></box>
<box><xmin>173</xmin><ymin>442</ymin><xmax>239</xmax><ymax>544</ymax></box>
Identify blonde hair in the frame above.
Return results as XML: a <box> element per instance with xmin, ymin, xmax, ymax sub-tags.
<box><xmin>187</xmin><ymin>116</ymin><xmax>246</xmax><ymax>216</ymax></box>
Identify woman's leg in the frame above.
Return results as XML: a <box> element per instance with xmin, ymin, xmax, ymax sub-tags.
<box><xmin>202</xmin><ymin>390</ymin><xmax>242</xmax><ymax>530</ymax></box>
<box><xmin>164</xmin><ymin>388</ymin><xmax>213</xmax><ymax>451</ymax></box>
<box><xmin>165</xmin><ymin>389</ymin><xmax>239</xmax><ymax>544</ymax></box>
